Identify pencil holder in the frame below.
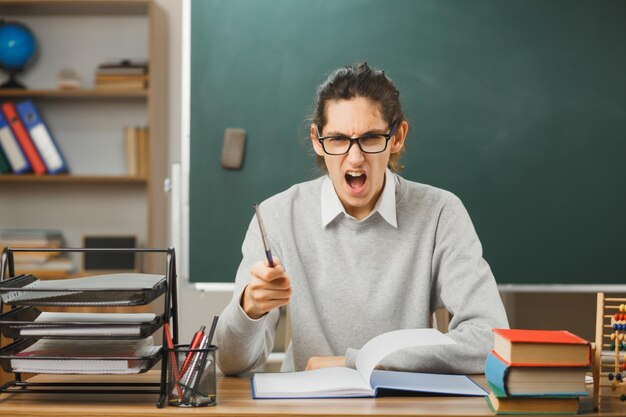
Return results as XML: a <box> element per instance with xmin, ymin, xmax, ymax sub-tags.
<box><xmin>167</xmin><ymin>344</ymin><xmax>218</xmax><ymax>407</ymax></box>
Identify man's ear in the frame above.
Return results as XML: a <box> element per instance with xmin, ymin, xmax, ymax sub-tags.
<box><xmin>310</xmin><ymin>124</ymin><xmax>325</xmax><ymax>157</ymax></box>
<box><xmin>390</xmin><ymin>120</ymin><xmax>409</xmax><ymax>154</ymax></box>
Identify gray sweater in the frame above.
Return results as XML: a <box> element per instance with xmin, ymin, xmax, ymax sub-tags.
<box><xmin>215</xmin><ymin>173</ymin><xmax>509</xmax><ymax>375</ymax></box>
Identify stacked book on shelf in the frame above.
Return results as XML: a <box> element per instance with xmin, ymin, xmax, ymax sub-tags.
<box><xmin>95</xmin><ymin>60</ymin><xmax>148</xmax><ymax>90</ymax></box>
<box><xmin>124</xmin><ymin>126</ymin><xmax>149</xmax><ymax>177</ymax></box>
<box><xmin>0</xmin><ymin>99</ymin><xmax>68</xmax><ymax>176</ymax></box>
<box><xmin>485</xmin><ymin>329</ymin><xmax>591</xmax><ymax>415</ymax></box>
<box><xmin>0</xmin><ymin>229</ymin><xmax>74</xmax><ymax>277</ymax></box>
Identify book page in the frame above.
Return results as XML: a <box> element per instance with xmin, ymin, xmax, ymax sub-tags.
<box><xmin>34</xmin><ymin>312</ymin><xmax>156</xmax><ymax>323</ymax></box>
<box><xmin>19</xmin><ymin>312</ymin><xmax>158</xmax><ymax>336</ymax></box>
<box><xmin>355</xmin><ymin>328</ymin><xmax>456</xmax><ymax>385</ymax></box>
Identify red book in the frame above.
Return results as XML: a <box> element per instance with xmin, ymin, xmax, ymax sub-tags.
<box><xmin>1</xmin><ymin>101</ymin><xmax>46</xmax><ymax>175</ymax></box>
<box><xmin>492</xmin><ymin>328</ymin><xmax>591</xmax><ymax>367</ymax></box>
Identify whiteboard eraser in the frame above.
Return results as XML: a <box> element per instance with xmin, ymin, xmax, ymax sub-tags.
<box><xmin>221</xmin><ymin>128</ymin><xmax>246</xmax><ymax>170</ymax></box>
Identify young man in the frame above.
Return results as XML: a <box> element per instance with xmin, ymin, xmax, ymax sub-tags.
<box><xmin>215</xmin><ymin>63</ymin><xmax>508</xmax><ymax>375</ymax></box>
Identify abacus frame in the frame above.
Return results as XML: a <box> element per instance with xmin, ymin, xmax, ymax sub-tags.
<box><xmin>594</xmin><ymin>293</ymin><xmax>626</xmax><ymax>410</ymax></box>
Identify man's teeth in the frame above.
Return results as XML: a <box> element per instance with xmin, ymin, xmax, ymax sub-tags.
<box><xmin>346</xmin><ymin>172</ymin><xmax>364</xmax><ymax>177</ymax></box>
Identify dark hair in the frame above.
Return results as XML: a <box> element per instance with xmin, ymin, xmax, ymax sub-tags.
<box><xmin>311</xmin><ymin>62</ymin><xmax>406</xmax><ymax>172</ymax></box>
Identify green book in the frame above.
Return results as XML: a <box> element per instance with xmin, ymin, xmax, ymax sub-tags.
<box><xmin>485</xmin><ymin>391</ymin><xmax>580</xmax><ymax>415</ymax></box>
<box><xmin>0</xmin><ymin>146</ymin><xmax>11</xmax><ymax>174</ymax></box>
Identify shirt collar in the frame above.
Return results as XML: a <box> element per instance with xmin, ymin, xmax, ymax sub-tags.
<box><xmin>320</xmin><ymin>168</ymin><xmax>398</xmax><ymax>228</ymax></box>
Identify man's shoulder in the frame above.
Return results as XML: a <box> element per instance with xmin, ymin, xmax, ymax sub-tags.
<box><xmin>261</xmin><ymin>176</ymin><xmax>324</xmax><ymax>211</ymax></box>
<box><xmin>396</xmin><ymin>174</ymin><xmax>461</xmax><ymax>208</ymax></box>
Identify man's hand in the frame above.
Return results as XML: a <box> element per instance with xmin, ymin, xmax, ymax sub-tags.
<box><xmin>241</xmin><ymin>258</ymin><xmax>291</xmax><ymax>320</ymax></box>
<box><xmin>305</xmin><ymin>356</ymin><xmax>346</xmax><ymax>371</ymax></box>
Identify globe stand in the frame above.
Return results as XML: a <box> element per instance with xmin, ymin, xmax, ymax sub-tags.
<box><xmin>0</xmin><ymin>71</ymin><xmax>26</xmax><ymax>89</ymax></box>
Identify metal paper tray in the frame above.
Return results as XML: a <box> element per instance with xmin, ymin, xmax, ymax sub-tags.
<box><xmin>0</xmin><ymin>338</ymin><xmax>162</xmax><ymax>375</ymax></box>
<box><xmin>0</xmin><ymin>306</ymin><xmax>164</xmax><ymax>340</ymax></box>
<box><xmin>0</xmin><ymin>273</ymin><xmax>167</xmax><ymax>307</ymax></box>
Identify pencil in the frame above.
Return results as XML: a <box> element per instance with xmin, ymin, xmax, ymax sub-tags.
<box><xmin>254</xmin><ymin>203</ymin><xmax>274</xmax><ymax>267</ymax></box>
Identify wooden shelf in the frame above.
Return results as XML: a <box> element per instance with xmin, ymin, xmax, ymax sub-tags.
<box><xmin>0</xmin><ymin>89</ymin><xmax>148</xmax><ymax>99</ymax></box>
<box><xmin>0</xmin><ymin>0</ymin><xmax>149</xmax><ymax>16</ymax></box>
<box><xmin>0</xmin><ymin>175</ymin><xmax>147</xmax><ymax>184</ymax></box>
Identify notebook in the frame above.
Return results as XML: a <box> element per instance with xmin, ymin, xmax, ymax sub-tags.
<box><xmin>10</xmin><ymin>337</ymin><xmax>159</xmax><ymax>374</ymax></box>
<box><xmin>251</xmin><ymin>328</ymin><xmax>487</xmax><ymax>399</ymax></box>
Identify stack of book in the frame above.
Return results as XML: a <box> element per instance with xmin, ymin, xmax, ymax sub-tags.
<box><xmin>95</xmin><ymin>60</ymin><xmax>148</xmax><ymax>90</ymax></box>
<box><xmin>0</xmin><ymin>229</ymin><xmax>74</xmax><ymax>277</ymax></box>
<box><xmin>485</xmin><ymin>329</ymin><xmax>591</xmax><ymax>415</ymax></box>
<box><xmin>123</xmin><ymin>126</ymin><xmax>149</xmax><ymax>177</ymax></box>
<box><xmin>0</xmin><ymin>100</ymin><xmax>68</xmax><ymax>175</ymax></box>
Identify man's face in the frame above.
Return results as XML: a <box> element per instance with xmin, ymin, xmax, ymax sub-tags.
<box><xmin>310</xmin><ymin>97</ymin><xmax>405</xmax><ymax>220</ymax></box>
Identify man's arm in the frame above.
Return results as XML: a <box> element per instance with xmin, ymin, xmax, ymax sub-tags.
<box><xmin>215</xmin><ymin>215</ymin><xmax>288</xmax><ymax>375</ymax></box>
<box><xmin>345</xmin><ymin>194</ymin><xmax>509</xmax><ymax>373</ymax></box>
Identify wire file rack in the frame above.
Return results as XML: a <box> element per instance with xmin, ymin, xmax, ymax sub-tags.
<box><xmin>0</xmin><ymin>247</ymin><xmax>179</xmax><ymax>408</ymax></box>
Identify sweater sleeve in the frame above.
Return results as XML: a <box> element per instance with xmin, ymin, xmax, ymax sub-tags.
<box><xmin>214</xmin><ymin>214</ymin><xmax>281</xmax><ymax>376</ymax></box>
<box><xmin>345</xmin><ymin>194</ymin><xmax>509</xmax><ymax>373</ymax></box>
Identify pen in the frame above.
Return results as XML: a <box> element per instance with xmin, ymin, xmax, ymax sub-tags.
<box><xmin>180</xmin><ymin>333</ymin><xmax>209</xmax><ymax>400</ymax></box>
<box><xmin>179</xmin><ymin>325</ymin><xmax>205</xmax><ymax>376</ymax></box>
<box><xmin>164</xmin><ymin>323</ymin><xmax>183</xmax><ymax>398</ymax></box>
<box><xmin>207</xmin><ymin>315</ymin><xmax>219</xmax><ymax>346</ymax></box>
<box><xmin>254</xmin><ymin>203</ymin><xmax>274</xmax><ymax>267</ymax></box>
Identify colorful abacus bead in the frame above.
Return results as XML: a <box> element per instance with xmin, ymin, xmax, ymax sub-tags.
<box><xmin>611</xmin><ymin>342</ymin><xmax>616</xmax><ymax>350</ymax></box>
<box><xmin>621</xmin><ymin>304</ymin><xmax>626</xmax><ymax>313</ymax></box>
<box><xmin>609</xmin><ymin>373</ymin><xmax>614</xmax><ymax>380</ymax></box>
<box><xmin>617</xmin><ymin>373</ymin><xmax>623</xmax><ymax>382</ymax></box>
<box><xmin>621</xmin><ymin>394</ymin><xmax>626</xmax><ymax>402</ymax></box>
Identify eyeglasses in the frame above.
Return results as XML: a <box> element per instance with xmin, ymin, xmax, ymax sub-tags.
<box><xmin>315</xmin><ymin>121</ymin><xmax>398</xmax><ymax>155</ymax></box>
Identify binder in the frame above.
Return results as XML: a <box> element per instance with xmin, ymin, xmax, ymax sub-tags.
<box><xmin>1</xmin><ymin>101</ymin><xmax>46</xmax><ymax>175</ymax></box>
<box><xmin>0</xmin><ymin>146</ymin><xmax>11</xmax><ymax>173</ymax></box>
<box><xmin>15</xmin><ymin>99</ymin><xmax>68</xmax><ymax>174</ymax></box>
<box><xmin>0</xmin><ymin>108</ymin><xmax>30</xmax><ymax>174</ymax></box>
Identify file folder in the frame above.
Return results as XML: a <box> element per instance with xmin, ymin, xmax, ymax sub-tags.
<box><xmin>0</xmin><ymin>108</ymin><xmax>30</xmax><ymax>173</ymax></box>
<box><xmin>16</xmin><ymin>99</ymin><xmax>68</xmax><ymax>174</ymax></box>
<box><xmin>1</xmin><ymin>101</ymin><xmax>46</xmax><ymax>175</ymax></box>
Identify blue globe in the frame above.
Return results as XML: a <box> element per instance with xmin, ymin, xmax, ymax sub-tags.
<box><xmin>0</xmin><ymin>21</ymin><xmax>37</xmax><ymax>89</ymax></box>
<box><xmin>0</xmin><ymin>21</ymin><xmax>37</xmax><ymax>71</ymax></box>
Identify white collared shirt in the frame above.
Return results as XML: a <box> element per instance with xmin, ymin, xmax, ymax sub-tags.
<box><xmin>320</xmin><ymin>168</ymin><xmax>398</xmax><ymax>228</ymax></box>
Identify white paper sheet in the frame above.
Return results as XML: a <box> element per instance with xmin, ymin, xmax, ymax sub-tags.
<box><xmin>355</xmin><ymin>328</ymin><xmax>456</xmax><ymax>384</ymax></box>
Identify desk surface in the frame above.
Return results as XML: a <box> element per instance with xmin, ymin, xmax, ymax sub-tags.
<box><xmin>0</xmin><ymin>371</ymin><xmax>622</xmax><ymax>416</ymax></box>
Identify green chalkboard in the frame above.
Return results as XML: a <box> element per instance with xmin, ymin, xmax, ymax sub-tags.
<box><xmin>190</xmin><ymin>0</ymin><xmax>626</xmax><ymax>284</ymax></box>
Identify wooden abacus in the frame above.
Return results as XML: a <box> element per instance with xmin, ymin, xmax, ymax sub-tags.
<box><xmin>594</xmin><ymin>293</ymin><xmax>626</xmax><ymax>409</ymax></box>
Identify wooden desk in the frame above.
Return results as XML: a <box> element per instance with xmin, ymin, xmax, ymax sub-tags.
<box><xmin>0</xmin><ymin>371</ymin><xmax>622</xmax><ymax>416</ymax></box>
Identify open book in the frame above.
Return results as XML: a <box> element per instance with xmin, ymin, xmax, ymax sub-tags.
<box><xmin>251</xmin><ymin>328</ymin><xmax>487</xmax><ymax>399</ymax></box>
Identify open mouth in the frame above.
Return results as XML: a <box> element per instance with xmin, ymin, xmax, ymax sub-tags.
<box><xmin>345</xmin><ymin>171</ymin><xmax>367</xmax><ymax>191</ymax></box>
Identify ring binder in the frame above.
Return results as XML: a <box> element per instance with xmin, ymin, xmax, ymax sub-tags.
<box><xmin>0</xmin><ymin>247</ymin><xmax>179</xmax><ymax>408</ymax></box>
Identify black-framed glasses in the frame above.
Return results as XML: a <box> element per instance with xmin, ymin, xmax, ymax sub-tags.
<box><xmin>315</xmin><ymin>121</ymin><xmax>398</xmax><ymax>155</ymax></box>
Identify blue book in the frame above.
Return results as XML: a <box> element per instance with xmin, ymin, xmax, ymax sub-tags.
<box><xmin>251</xmin><ymin>329</ymin><xmax>486</xmax><ymax>399</ymax></box>
<box><xmin>251</xmin><ymin>369</ymin><xmax>487</xmax><ymax>399</ymax></box>
<box><xmin>485</xmin><ymin>351</ymin><xmax>587</xmax><ymax>397</ymax></box>
<box><xmin>0</xmin><ymin>108</ymin><xmax>30</xmax><ymax>174</ymax></box>
<box><xmin>15</xmin><ymin>99</ymin><xmax>68</xmax><ymax>174</ymax></box>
